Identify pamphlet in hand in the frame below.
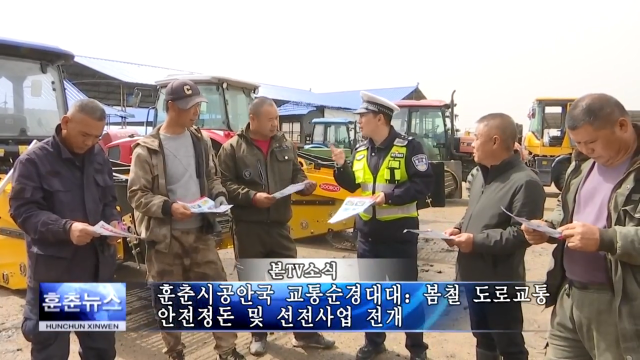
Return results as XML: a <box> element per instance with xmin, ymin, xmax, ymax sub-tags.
<box><xmin>179</xmin><ymin>197</ymin><xmax>233</xmax><ymax>213</ymax></box>
<box><xmin>93</xmin><ymin>221</ymin><xmax>139</xmax><ymax>238</ymax></box>
<box><xmin>328</xmin><ymin>196</ymin><xmax>376</xmax><ymax>224</ymax></box>
<box><xmin>272</xmin><ymin>180</ymin><xmax>313</xmax><ymax>199</ymax></box>
<box><xmin>403</xmin><ymin>229</ymin><xmax>453</xmax><ymax>240</ymax></box>
<box><xmin>501</xmin><ymin>206</ymin><xmax>562</xmax><ymax>238</ymax></box>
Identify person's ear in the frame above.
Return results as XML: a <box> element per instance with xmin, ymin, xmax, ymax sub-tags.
<box><xmin>617</xmin><ymin>117</ymin><xmax>631</xmax><ymax>133</ymax></box>
<box><xmin>60</xmin><ymin>115</ymin><xmax>70</xmax><ymax>130</ymax></box>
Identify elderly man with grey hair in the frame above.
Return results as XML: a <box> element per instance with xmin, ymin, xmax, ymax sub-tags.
<box><xmin>10</xmin><ymin>98</ymin><xmax>121</xmax><ymax>360</ymax></box>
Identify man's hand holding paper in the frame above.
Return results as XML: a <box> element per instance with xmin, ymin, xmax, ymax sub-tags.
<box><xmin>521</xmin><ymin>220</ymin><xmax>554</xmax><ymax>245</ymax></box>
<box><xmin>502</xmin><ymin>206</ymin><xmax>562</xmax><ymax>239</ymax></box>
<box><xmin>558</xmin><ymin>222</ymin><xmax>600</xmax><ymax>252</ymax></box>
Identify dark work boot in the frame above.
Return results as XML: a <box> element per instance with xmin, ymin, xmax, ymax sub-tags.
<box><xmin>219</xmin><ymin>348</ymin><xmax>245</xmax><ymax>360</ymax></box>
<box><xmin>476</xmin><ymin>348</ymin><xmax>500</xmax><ymax>360</ymax></box>
<box><xmin>410</xmin><ymin>351</ymin><xmax>427</xmax><ymax>360</ymax></box>
<box><xmin>292</xmin><ymin>333</ymin><xmax>336</xmax><ymax>349</ymax></box>
<box><xmin>168</xmin><ymin>350</ymin><xmax>185</xmax><ymax>360</ymax></box>
<box><xmin>356</xmin><ymin>343</ymin><xmax>387</xmax><ymax>360</ymax></box>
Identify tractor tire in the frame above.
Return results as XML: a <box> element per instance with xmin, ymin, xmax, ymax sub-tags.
<box><xmin>465</xmin><ymin>166</ymin><xmax>480</xmax><ymax>198</ymax></box>
<box><xmin>552</xmin><ymin>161</ymin><xmax>570</xmax><ymax>192</ymax></box>
<box><xmin>444</xmin><ymin>167</ymin><xmax>460</xmax><ymax>199</ymax></box>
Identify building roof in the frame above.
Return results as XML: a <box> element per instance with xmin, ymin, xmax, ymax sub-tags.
<box><xmin>277</xmin><ymin>103</ymin><xmax>317</xmax><ymax>116</ymax></box>
<box><xmin>311</xmin><ymin>118</ymin><xmax>355</xmax><ymax>124</ymax></box>
<box><xmin>64</xmin><ymin>80</ymin><xmax>131</xmax><ymax>117</ymax></box>
<box><xmin>74</xmin><ymin>56</ymin><xmax>197</xmax><ymax>85</ymax></box>
<box><xmin>318</xmin><ymin>85</ymin><xmax>422</xmax><ymax>109</ymax></box>
<box><xmin>71</xmin><ymin>55</ymin><xmax>421</xmax><ymax>110</ymax></box>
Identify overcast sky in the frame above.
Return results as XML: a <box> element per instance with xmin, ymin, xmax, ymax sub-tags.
<box><xmin>3</xmin><ymin>0</ymin><xmax>638</xmax><ymax>129</ymax></box>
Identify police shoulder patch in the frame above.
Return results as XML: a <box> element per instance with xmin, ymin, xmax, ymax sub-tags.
<box><xmin>412</xmin><ymin>154</ymin><xmax>429</xmax><ymax>172</ymax></box>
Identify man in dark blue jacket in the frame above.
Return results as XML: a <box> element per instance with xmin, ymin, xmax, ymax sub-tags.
<box><xmin>10</xmin><ymin>99</ymin><xmax>120</xmax><ymax>360</ymax></box>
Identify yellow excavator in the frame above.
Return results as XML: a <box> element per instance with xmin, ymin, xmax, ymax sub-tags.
<box><xmin>522</xmin><ymin>97</ymin><xmax>576</xmax><ymax>190</ymax></box>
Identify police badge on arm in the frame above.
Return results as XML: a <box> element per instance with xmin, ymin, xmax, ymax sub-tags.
<box><xmin>412</xmin><ymin>154</ymin><xmax>429</xmax><ymax>172</ymax></box>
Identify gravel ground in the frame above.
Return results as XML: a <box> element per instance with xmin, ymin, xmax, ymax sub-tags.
<box><xmin>0</xmin><ymin>190</ymin><xmax>560</xmax><ymax>360</ymax></box>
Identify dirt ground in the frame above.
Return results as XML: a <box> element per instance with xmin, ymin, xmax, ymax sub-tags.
<box><xmin>0</xmin><ymin>190</ymin><xmax>560</xmax><ymax>360</ymax></box>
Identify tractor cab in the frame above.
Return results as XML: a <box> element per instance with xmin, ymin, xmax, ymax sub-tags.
<box><xmin>0</xmin><ymin>38</ymin><xmax>74</xmax><ymax>173</ymax></box>
<box><xmin>154</xmin><ymin>75</ymin><xmax>260</xmax><ymax>150</ymax></box>
<box><xmin>104</xmin><ymin>74</ymin><xmax>260</xmax><ymax>161</ymax></box>
<box><xmin>303</xmin><ymin>118</ymin><xmax>359</xmax><ymax>157</ymax></box>
<box><xmin>393</xmin><ymin>99</ymin><xmax>451</xmax><ymax>161</ymax></box>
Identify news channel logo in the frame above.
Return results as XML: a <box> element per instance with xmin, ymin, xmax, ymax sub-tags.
<box><xmin>38</xmin><ymin>283</ymin><xmax>127</xmax><ymax>331</ymax></box>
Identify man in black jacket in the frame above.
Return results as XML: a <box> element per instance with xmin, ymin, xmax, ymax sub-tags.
<box><xmin>444</xmin><ymin>113</ymin><xmax>545</xmax><ymax>360</ymax></box>
<box><xmin>10</xmin><ymin>99</ymin><xmax>120</xmax><ymax>360</ymax></box>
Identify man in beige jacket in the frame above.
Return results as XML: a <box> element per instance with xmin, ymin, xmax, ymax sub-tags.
<box><xmin>128</xmin><ymin>79</ymin><xmax>243</xmax><ymax>360</ymax></box>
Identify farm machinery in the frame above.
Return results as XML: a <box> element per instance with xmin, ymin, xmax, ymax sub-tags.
<box><xmin>392</xmin><ymin>91</ymin><xmax>476</xmax><ymax>200</ymax></box>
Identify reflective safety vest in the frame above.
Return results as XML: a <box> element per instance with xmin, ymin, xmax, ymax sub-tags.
<box><xmin>352</xmin><ymin>138</ymin><xmax>419</xmax><ymax>221</ymax></box>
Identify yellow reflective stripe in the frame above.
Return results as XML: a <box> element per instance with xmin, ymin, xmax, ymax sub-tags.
<box><xmin>361</xmin><ymin>202</ymin><xmax>417</xmax><ymax>218</ymax></box>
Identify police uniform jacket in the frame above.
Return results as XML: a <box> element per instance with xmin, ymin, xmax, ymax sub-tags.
<box><xmin>334</xmin><ymin>127</ymin><xmax>434</xmax><ymax>240</ymax></box>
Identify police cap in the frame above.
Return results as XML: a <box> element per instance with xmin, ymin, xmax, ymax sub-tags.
<box><xmin>353</xmin><ymin>91</ymin><xmax>401</xmax><ymax>117</ymax></box>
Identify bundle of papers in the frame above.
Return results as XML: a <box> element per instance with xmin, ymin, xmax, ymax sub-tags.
<box><xmin>178</xmin><ymin>197</ymin><xmax>233</xmax><ymax>214</ymax></box>
<box><xmin>93</xmin><ymin>221</ymin><xmax>139</xmax><ymax>238</ymax></box>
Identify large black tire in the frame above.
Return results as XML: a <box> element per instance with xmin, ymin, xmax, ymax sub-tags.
<box><xmin>552</xmin><ymin>161</ymin><xmax>570</xmax><ymax>191</ymax></box>
<box><xmin>465</xmin><ymin>166</ymin><xmax>480</xmax><ymax>198</ymax></box>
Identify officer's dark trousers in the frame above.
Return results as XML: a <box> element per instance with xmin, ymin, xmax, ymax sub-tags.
<box><xmin>22</xmin><ymin>244</ymin><xmax>116</xmax><ymax>360</ymax></box>
<box><xmin>464</xmin><ymin>286</ymin><xmax>528</xmax><ymax>360</ymax></box>
<box><xmin>233</xmin><ymin>221</ymin><xmax>318</xmax><ymax>342</ymax></box>
<box><xmin>357</xmin><ymin>232</ymin><xmax>428</xmax><ymax>355</ymax></box>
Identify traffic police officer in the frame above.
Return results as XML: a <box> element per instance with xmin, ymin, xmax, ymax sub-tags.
<box><xmin>331</xmin><ymin>92</ymin><xmax>434</xmax><ymax>360</ymax></box>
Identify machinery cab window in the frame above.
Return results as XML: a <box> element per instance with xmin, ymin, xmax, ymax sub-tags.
<box><xmin>324</xmin><ymin>123</ymin><xmax>352</xmax><ymax>149</ymax></box>
<box><xmin>0</xmin><ymin>56</ymin><xmax>64</xmax><ymax>138</ymax></box>
<box><xmin>528</xmin><ymin>100</ymin><xmax>573</xmax><ymax>147</ymax></box>
<box><xmin>155</xmin><ymin>83</ymin><xmax>253</xmax><ymax>132</ymax></box>
<box><xmin>394</xmin><ymin>107</ymin><xmax>448</xmax><ymax>161</ymax></box>
<box><xmin>107</xmin><ymin>146</ymin><xmax>121</xmax><ymax>161</ymax></box>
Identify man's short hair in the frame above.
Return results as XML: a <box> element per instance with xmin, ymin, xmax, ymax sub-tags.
<box><xmin>566</xmin><ymin>93</ymin><xmax>629</xmax><ymax>131</ymax></box>
<box><xmin>69</xmin><ymin>99</ymin><xmax>106</xmax><ymax>122</ymax></box>
<box><xmin>371</xmin><ymin>111</ymin><xmax>392</xmax><ymax>123</ymax></box>
<box><xmin>476</xmin><ymin>113</ymin><xmax>518</xmax><ymax>150</ymax></box>
<box><xmin>249</xmin><ymin>97</ymin><xmax>276</xmax><ymax>117</ymax></box>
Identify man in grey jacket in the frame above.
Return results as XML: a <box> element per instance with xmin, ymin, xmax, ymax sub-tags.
<box><xmin>444</xmin><ymin>113</ymin><xmax>546</xmax><ymax>360</ymax></box>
